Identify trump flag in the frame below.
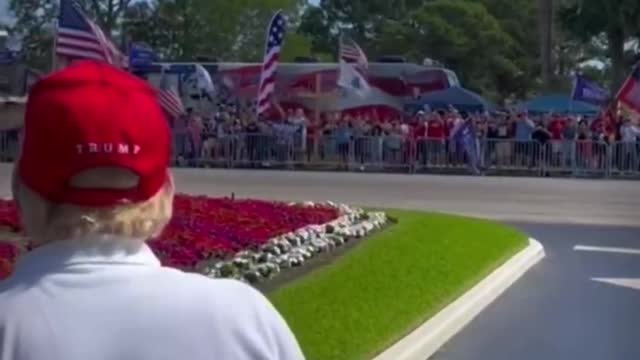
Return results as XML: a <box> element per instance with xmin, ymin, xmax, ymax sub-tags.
<box><xmin>571</xmin><ymin>75</ymin><xmax>609</xmax><ymax>106</ymax></box>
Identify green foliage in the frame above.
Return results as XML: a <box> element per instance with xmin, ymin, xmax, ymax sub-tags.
<box><xmin>10</xmin><ymin>0</ymin><xmax>302</xmax><ymax>68</ymax></box>
<box><xmin>558</xmin><ymin>0</ymin><xmax>640</xmax><ymax>88</ymax></box>
<box><xmin>280</xmin><ymin>33</ymin><xmax>311</xmax><ymax>61</ymax></box>
<box><xmin>9</xmin><ymin>0</ymin><xmax>131</xmax><ymax>70</ymax></box>
<box><xmin>299</xmin><ymin>0</ymin><xmax>546</xmax><ymax>99</ymax></box>
<box><xmin>122</xmin><ymin>0</ymin><xmax>302</xmax><ymax>61</ymax></box>
<box><xmin>8</xmin><ymin>0</ymin><xmax>57</xmax><ymax>70</ymax></box>
<box><xmin>378</xmin><ymin>0</ymin><xmax>521</xmax><ymax>99</ymax></box>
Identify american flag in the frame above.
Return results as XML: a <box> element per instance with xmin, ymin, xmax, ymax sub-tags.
<box><xmin>339</xmin><ymin>36</ymin><xmax>368</xmax><ymax>69</ymax></box>
<box><xmin>158</xmin><ymin>71</ymin><xmax>185</xmax><ymax>119</ymax></box>
<box><xmin>56</xmin><ymin>0</ymin><xmax>128</xmax><ymax>68</ymax></box>
<box><xmin>256</xmin><ymin>10</ymin><xmax>287</xmax><ymax>117</ymax></box>
<box><xmin>617</xmin><ymin>63</ymin><xmax>640</xmax><ymax>113</ymax></box>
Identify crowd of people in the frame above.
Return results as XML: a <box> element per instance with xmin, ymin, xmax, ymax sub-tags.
<box><xmin>169</xmin><ymin>99</ymin><xmax>640</xmax><ymax>173</ymax></box>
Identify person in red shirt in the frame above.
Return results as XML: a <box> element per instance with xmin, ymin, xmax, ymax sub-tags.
<box><xmin>547</xmin><ymin>114</ymin><xmax>565</xmax><ymax>140</ymax></box>
<box><xmin>412</xmin><ymin>112</ymin><xmax>428</xmax><ymax>166</ymax></box>
<box><xmin>427</xmin><ymin>113</ymin><xmax>446</xmax><ymax>139</ymax></box>
<box><xmin>413</xmin><ymin>115</ymin><xmax>427</xmax><ymax>139</ymax></box>
<box><xmin>546</xmin><ymin>114</ymin><xmax>566</xmax><ymax>166</ymax></box>
<box><xmin>427</xmin><ymin>112</ymin><xmax>447</xmax><ymax>165</ymax></box>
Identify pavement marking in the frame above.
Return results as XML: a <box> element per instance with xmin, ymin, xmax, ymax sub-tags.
<box><xmin>573</xmin><ymin>245</ymin><xmax>640</xmax><ymax>256</ymax></box>
<box><xmin>591</xmin><ymin>277</ymin><xmax>640</xmax><ymax>291</ymax></box>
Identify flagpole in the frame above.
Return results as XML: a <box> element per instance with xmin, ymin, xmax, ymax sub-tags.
<box><xmin>569</xmin><ymin>74</ymin><xmax>576</xmax><ymax>114</ymax></box>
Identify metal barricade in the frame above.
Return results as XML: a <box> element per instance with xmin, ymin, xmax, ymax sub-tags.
<box><xmin>351</xmin><ymin>136</ymin><xmax>384</xmax><ymax>169</ymax></box>
<box><xmin>381</xmin><ymin>135</ymin><xmax>413</xmax><ymax>171</ymax></box>
<box><xmin>481</xmin><ymin>139</ymin><xmax>541</xmax><ymax>176</ymax></box>
<box><xmin>569</xmin><ymin>140</ymin><xmax>610</xmax><ymax>177</ymax></box>
<box><xmin>196</xmin><ymin>133</ymin><xmax>296</xmax><ymax>169</ymax></box>
<box><xmin>414</xmin><ymin>138</ymin><xmax>457</xmax><ymax>171</ymax></box>
<box><xmin>313</xmin><ymin>135</ymin><xmax>348</xmax><ymax>168</ymax></box>
<box><xmin>3</xmin><ymin>124</ymin><xmax>636</xmax><ymax>179</ymax></box>
<box><xmin>609</xmin><ymin>141</ymin><xmax>640</xmax><ymax>178</ymax></box>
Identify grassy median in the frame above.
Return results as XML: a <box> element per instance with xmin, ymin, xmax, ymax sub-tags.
<box><xmin>268</xmin><ymin>209</ymin><xmax>528</xmax><ymax>360</ymax></box>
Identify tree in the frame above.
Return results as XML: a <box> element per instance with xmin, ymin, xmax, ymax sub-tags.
<box><xmin>9</xmin><ymin>0</ymin><xmax>132</xmax><ymax>70</ymax></box>
<box><xmin>123</xmin><ymin>0</ymin><xmax>302</xmax><ymax>61</ymax></box>
<box><xmin>8</xmin><ymin>0</ymin><xmax>57</xmax><ymax>70</ymax></box>
<box><xmin>11</xmin><ymin>0</ymin><xmax>304</xmax><ymax>69</ymax></box>
<box><xmin>538</xmin><ymin>0</ymin><xmax>554</xmax><ymax>90</ymax></box>
<box><xmin>558</xmin><ymin>0</ymin><xmax>640</xmax><ymax>90</ymax></box>
<box><xmin>298</xmin><ymin>0</ymin><xmax>427</xmax><ymax>59</ymax></box>
<box><xmin>378</xmin><ymin>0</ymin><xmax>520</xmax><ymax>100</ymax></box>
<box><xmin>80</xmin><ymin>0</ymin><xmax>133</xmax><ymax>35</ymax></box>
<box><xmin>471</xmin><ymin>0</ymin><xmax>542</xmax><ymax>95</ymax></box>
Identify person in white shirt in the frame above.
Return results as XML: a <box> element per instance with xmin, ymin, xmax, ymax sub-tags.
<box><xmin>288</xmin><ymin>108</ymin><xmax>308</xmax><ymax>153</ymax></box>
<box><xmin>620</xmin><ymin>118</ymin><xmax>640</xmax><ymax>142</ymax></box>
<box><xmin>0</xmin><ymin>60</ymin><xmax>305</xmax><ymax>360</ymax></box>
<box><xmin>619</xmin><ymin>118</ymin><xmax>640</xmax><ymax>171</ymax></box>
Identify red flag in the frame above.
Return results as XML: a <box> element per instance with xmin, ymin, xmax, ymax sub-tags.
<box><xmin>616</xmin><ymin>63</ymin><xmax>640</xmax><ymax>113</ymax></box>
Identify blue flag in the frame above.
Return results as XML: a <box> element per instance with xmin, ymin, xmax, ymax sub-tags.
<box><xmin>571</xmin><ymin>75</ymin><xmax>609</xmax><ymax>106</ymax></box>
<box><xmin>453</xmin><ymin>120</ymin><xmax>480</xmax><ymax>174</ymax></box>
<box><xmin>128</xmin><ymin>43</ymin><xmax>158</xmax><ymax>68</ymax></box>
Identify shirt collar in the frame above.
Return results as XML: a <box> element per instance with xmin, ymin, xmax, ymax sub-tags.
<box><xmin>12</xmin><ymin>236</ymin><xmax>161</xmax><ymax>277</ymax></box>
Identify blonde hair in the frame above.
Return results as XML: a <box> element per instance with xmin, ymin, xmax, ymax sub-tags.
<box><xmin>12</xmin><ymin>167</ymin><xmax>174</xmax><ymax>245</ymax></box>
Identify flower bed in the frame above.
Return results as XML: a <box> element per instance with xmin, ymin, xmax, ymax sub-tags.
<box><xmin>0</xmin><ymin>195</ymin><xmax>387</xmax><ymax>283</ymax></box>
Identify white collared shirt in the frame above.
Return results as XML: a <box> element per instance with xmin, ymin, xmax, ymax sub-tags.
<box><xmin>620</xmin><ymin>123</ymin><xmax>640</xmax><ymax>142</ymax></box>
<box><xmin>0</xmin><ymin>239</ymin><xmax>305</xmax><ymax>360</ymax></box>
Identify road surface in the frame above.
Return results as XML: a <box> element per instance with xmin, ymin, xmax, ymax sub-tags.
<box><xmin>432</xmin><ymin>223</ymin><xmax>640</xmax><ymax>360</ymax></box>
<box><xmin>1</xmin><ymin>165</ymin><xmax>636</xmax><ymax>227</ymax></box>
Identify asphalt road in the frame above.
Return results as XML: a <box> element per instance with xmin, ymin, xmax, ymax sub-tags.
<box><xmin>1</xmin><ymin>165</ymin><xmax>637</xmax><ymax>227</ymax></box>
<box><xmin>432</xmin><ymin>223</ymin><xmax>640</xmax><ymax>360</ymax></box>
<box><xmin>172</xmin><ymin>168</ymin><xmax>639</xmax><ymax>226</ymax></box>
<box><xmin>0</xmin><ymin>165</ymin><xmax>638</xmax><ymax>359</ymax></box>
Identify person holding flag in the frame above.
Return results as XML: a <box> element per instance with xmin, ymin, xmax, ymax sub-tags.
<box><xmin>449</xmin><ymin>109</ymin><xmax>481</xmax><ymax>175</ymax></box>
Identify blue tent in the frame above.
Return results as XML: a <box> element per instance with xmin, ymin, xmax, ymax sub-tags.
<box><xmin>524</xmin><ymin>95</ymin><xmax>599</xmax><ymax>114</ymax></box>
<box><xmin>406</xmin><ymin>86</ymin><xmax>496</xmax><ymax>113</ymax></box>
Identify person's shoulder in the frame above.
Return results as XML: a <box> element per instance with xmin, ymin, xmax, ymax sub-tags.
<box><xmin>153</xmin><ymin>268</ymin><xmax>267</xmax><ymax>307</ymax></box>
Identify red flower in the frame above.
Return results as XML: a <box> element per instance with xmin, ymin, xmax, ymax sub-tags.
<box><xmin>0</xmin><ymin>195</ymin><xmax>340</xmax><ymax>276</ymax></box>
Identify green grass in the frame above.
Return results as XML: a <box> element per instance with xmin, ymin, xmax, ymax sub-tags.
<box><xmin>268</xmin><ymin>209</ymin><xmax>528</xmax><ymax>360</ymax></box>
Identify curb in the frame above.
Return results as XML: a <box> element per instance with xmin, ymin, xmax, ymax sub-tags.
<box><xmin>372</xmin><ymin>237</ymin><xmax>545</xmax><ymax>360</ymax></box>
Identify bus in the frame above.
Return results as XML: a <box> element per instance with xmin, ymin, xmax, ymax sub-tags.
<box><xmin>133</xmin><ymin>61</ymin><xmax>461</xmax><ymax>117</ymax></box>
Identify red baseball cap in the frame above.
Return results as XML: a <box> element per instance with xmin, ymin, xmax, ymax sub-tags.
<box><xmin>18</xmin><ymin>60</ymin><xmax>171</xmax><ymax>207</ymax></box>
